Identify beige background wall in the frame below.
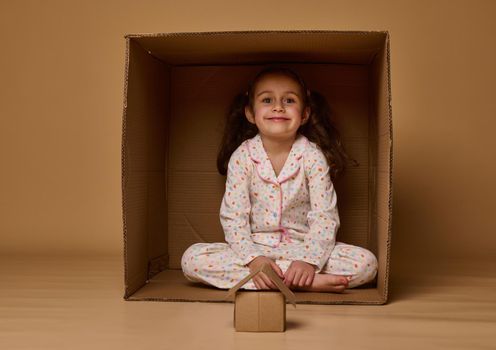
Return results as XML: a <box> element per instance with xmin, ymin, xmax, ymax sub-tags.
<box><xmin>1</xmin><ymin>0</ymin><xmax>495</xmax><ymax>272</ymax></box>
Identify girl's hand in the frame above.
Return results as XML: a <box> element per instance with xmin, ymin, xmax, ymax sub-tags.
<box><xmin>283</xmin><ymin>260</ymin><xmax>317</xmax><ymax>288</ymax></box>
<box><xmin>247</xmin><ymin>256</ymin><xmax>284</xmax><ymax>290</ymax></box>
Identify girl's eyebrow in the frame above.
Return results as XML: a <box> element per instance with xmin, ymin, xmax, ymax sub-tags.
<box><xmin>256</xmin><ymin>90</ymin><xmax>299</xmax><ymax>97</ymax></box>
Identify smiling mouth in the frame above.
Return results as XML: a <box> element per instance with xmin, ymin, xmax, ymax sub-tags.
<box><xmin>267</xmin><ymin>117</ymin><xmax>290</xmax><ymax>121</ymax></box>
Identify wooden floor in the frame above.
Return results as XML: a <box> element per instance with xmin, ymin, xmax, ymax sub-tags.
<box><xmin>1</xmin><ymin>255</ymin><xmax>495</xmax><ymax>349</ymax></box>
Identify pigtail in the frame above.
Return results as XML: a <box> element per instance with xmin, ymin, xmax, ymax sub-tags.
<box><xmin>217</xmin><ymin>92</ymin><xmax>258</xmax><ymax>176</ymax></box>
<box><xmin>300</xmin><ymin>90</ymin><xmax>359</xmax><ymax>182</ymax></box>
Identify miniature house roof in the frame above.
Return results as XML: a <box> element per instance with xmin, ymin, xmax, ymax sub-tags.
<box><xmin>226</xmin><ymin>263</ymin><xmax>297</xmax><ymax>306</ymax></box>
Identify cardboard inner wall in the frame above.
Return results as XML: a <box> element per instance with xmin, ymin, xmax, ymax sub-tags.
<box><xmin>122</xmin><ymin>31</ymin><xmax>392</xmax><ymax>304</ymax></box>
<box><xmin>123</xmin><ymin>40</ymin><xmax>170</xmax><ymax>296</ymax></box>
<box><xmin>167</xmin><ymin>64</ymin><xmax>372</xmax><ymax>269</ymax></box>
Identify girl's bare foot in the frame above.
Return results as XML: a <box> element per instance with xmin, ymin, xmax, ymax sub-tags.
<box><xmin>293</xmin><ymin>273</ymin><xmax>350</xmax><ymax>293</ymax></box>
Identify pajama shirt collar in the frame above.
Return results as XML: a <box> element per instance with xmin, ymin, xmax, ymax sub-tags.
<box><xmin>246</xmin><ymin>132</ymin><xmax>309</xmax><ymax>185</ymax></box>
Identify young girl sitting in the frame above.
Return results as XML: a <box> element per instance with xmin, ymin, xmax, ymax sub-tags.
<box><xmin>181</xmin><ymin>66</ymin><xmax>378</xmax><ymax>292</ymax></box>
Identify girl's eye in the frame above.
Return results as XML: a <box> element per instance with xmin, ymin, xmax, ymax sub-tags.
<box><xmin>260</xmin><ymin>97</ymin><xmax>296</xmax><ymax>103</ymax></box>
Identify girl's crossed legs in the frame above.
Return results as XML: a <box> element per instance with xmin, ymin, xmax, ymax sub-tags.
<box><xmin>181</xmin><ymin>241</ymin><xmax>378</xmax><ymax>292</ymax></box>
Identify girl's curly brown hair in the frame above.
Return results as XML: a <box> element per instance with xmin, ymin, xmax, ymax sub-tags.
<box><xmin>216</xmin><ymin>66</ymin><xmax>359</xmax><ymax>182</ymax></box>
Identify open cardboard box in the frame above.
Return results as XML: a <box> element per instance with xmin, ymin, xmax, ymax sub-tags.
<box><xmin>121</xmin><ymin>31</ymin><xmax>393</xmax><ymax>305</ymax></box>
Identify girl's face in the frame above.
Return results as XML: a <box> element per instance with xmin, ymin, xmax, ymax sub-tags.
<box><xmin>245</xmin><ymin>73</ymin><xmax>310</xmax><ymax>140</ymax></box>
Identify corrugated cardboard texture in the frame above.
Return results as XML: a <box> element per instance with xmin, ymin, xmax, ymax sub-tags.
<box><xmin>235</xmin><ymin>292</ymin><xmax>286</xmax><ymax>332</ymax></box>
<box><xmin>122</xmin><ymin>31</ymin><xmax>392</xmax><ymax>304</ymax></box>
<box><xmin>131</xmin><ymin>31</ymin><xmax>386</xmax><ymax>65</ymax></box>
<box><xmin>123</xmin><ymin>39</ymin><xmax>170</xmax><ymax>296</ymax></box>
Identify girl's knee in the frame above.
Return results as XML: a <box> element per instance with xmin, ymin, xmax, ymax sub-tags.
<box><xmin>354</xmin><ymin>248</ymin><xmax>378</xmax><ymax>284</ymax></box>
<box><xmin>181</xmin><ymin>243</ymin><xmax>205</xmax><ymax>276</ymax></box>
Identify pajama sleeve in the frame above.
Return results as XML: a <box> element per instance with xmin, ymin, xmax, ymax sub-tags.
<box><xmin>220</xmin><ymin>146</ymin><xmax>264</xmax><ymax>266</ymax></box>
<box><xmin>295</xmin><ymin>147</ymin><xmax>340</xmax><ymax>273</ymax></box>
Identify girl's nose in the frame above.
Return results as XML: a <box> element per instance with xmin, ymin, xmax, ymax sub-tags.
<box><xmin>272</xmin><ymin>102</ymin><xmax>284</xmax><ymax>112</ymax></box>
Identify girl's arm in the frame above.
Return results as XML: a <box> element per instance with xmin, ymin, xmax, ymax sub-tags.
<box><xmin>296</xmin><ymin>146</ymin><xmax>340</xmax><ymax>273</ymax></box>
<box><xmin>220</xmin><ymin>146</ymin><xmax>264</xmax><ymax>265</ymax></box>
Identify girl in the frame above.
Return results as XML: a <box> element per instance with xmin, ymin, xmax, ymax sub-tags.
<box><xmin>181</xmin><ymin>66</ymin><xmax>378</xmax><ymax>292</ymax></box>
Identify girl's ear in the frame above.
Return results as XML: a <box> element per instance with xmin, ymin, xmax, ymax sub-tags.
<box><xmin>245</xmin><ymin>105</ymin><xmax>256</xmax><ymax>124</ymax></box>
<box><xmin>301</xmin><ymin>106</ymin><xmax>311</xmax><ymax>125</ymax></box>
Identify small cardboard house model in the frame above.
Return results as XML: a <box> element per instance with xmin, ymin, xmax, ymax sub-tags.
<box><xmin>226</xmin><ymin>264</ymin><xmax>297</xmax><ymax>332</ymax></box>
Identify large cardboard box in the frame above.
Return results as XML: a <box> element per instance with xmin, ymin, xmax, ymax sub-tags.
<box><xmin>121</xmin><ymin>31</ymin><xmax>393</xmax><ymax>304</ymax></box>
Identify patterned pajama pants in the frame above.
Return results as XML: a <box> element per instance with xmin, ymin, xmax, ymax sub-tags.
<box><xmin>181</xmin><ymin>241</ymin><xmax>378</xmax><ymax>290</ymax></box>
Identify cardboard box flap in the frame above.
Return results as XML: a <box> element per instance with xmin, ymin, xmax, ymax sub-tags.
<box><xmin>127</xmin><ymin>31</ymin><xmax>387</xmax><ymax>65</ymax></box>
<box><xmin>226</xmin><ymin>264</ymin><xmax>296</xmax><ymax>307</ymax></box>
